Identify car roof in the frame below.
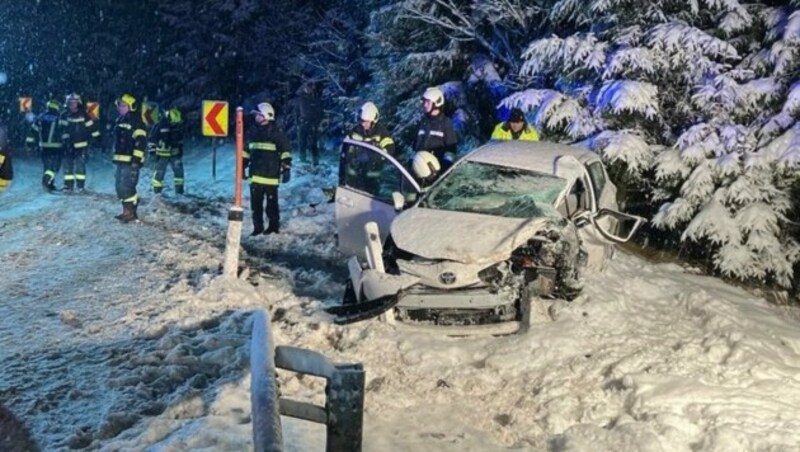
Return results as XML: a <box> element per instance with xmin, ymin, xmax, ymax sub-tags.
<box><xmin>462</xmin><ymin>140</ymin><xmax>600</xmax><ymax>174</ymax></box>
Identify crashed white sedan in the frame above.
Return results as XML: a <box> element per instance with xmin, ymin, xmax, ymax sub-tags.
<box><xmin>330</xmin><ymin>138</ymin><xmax>643</xmax><ymax>334</ymax></box>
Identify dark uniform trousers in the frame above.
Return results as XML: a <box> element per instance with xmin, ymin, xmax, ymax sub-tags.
<box><xmin>63</xmin><ymin>149</ymin><xmax>88</xmax><ymax>189</ymax></box>
<box><xmin>153</xmin><ymin>156</ymin><xmax>185</xmax><ymax>193</ymax></box>
<box><xmin>115</xmin><ymin>164</ymin><xmax>140</xmax><ymax>207</ymax></box>
<box><xmin>250</xmin><ymin>184</ymin><xmax>279</xmax><ymax>232</ymax></box>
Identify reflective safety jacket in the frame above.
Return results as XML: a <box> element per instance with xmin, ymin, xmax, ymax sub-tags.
<box><xmin>348</xmin><ymin>123</ymin><xmax>395</xmax><ymax>155</ymax></box>
<box><xmin>112</xmin><ymin>111</ymin><xmax>147</xmax><ymax>166</ymax></box>
<box><xmin>169</xmin><ymin>116</ymin><xmax>184</xmax><ymax>158</ymax></box>
<box><xmin>245</xmin><ymin>122</ymin><xmax>292</xmax><ymax>186</ymax></box>
<box><xmin>26</xmin><ymin>110</ymin><xmax>66</xmax><ymax>151</ymax></box>
<box><xmin>414</xmin><ymin>113</ymin><xmax>458</xmax><ymax>163</ymax></box>
<box><xmin>148</xmin><ymin>118</ymin><xmax>173</xmax><ymax>158</ymax></box>
<box><xmin>490</xmin><ymin>121</ymin><xmax>540</xmax><ymax>141</ymax></box>
<box><xmin>62</xmin><ymin>108</ymin><xmax>101</xmax><ymax>152</ymax></box>
<box><xmin>0</xmin><ymin>150</ymin><xmax>12</xmax><ymax>192</ymax></box>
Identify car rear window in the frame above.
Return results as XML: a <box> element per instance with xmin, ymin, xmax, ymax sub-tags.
<box><xmin>420</xmin><ymin>161</ymin><xmax>566</xmax><ymax>219</ymax></box>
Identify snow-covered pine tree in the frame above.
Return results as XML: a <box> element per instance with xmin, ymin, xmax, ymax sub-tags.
<box><xmin>506</xmin><ymin>0</ymin><xmax>800</xmax><ymax>289</ymax></box>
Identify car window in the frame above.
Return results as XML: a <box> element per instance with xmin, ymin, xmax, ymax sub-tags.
<box><xmin>419</xmin><ymin>161</ymin><xmax>566</xmax><ymax>219</ymax></box>
<box><xmin>341</xmin><ymin>144</ymin><xmax>416</xmax><ymax>203</ymax></box>
<box><xmin>587</xmin><ymin>162</ymin><xmax>606</xmax><ymax>199</ymax></box>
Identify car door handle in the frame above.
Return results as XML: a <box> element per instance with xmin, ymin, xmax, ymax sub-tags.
<box><xmin>338</xmin><ymin>196</ymin><xmax>354</xmax><ymax>208</ymax></box>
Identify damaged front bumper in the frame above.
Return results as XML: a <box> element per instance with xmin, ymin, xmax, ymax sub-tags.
<box><xmin>328</xmin><ymin>256</ymin><xmax>529</xmax><ymax>335</ymax></box>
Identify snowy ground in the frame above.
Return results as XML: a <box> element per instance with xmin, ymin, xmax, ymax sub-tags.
<box><xmin>2</xmin><ymin>142</ymin><xmax>800</xmax><ymax>451</ymax></box>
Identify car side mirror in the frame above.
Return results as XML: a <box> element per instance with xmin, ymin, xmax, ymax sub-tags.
<box><xmin>392</xmin><ymin>191</ymin><xmax>405</xmax><ymax>211</ymax></box>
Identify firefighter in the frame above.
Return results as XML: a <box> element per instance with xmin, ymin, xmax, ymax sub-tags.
<box><xmin>111</xmin><ymin>93</ymin><xmax>147</xmax><ymax>222</ymax></box>
<box><xmin>0</xmin><ymin>127</ymin><xmax>12</xmax><ymax>193</ymax></box>
<box><xmin>345</xmin><ymin>101</ymin><xmax>395</xmax><ymax>192</ymax></box>
<box><xmin>149</xmin><ymin>106</ymin><xmax>185</xmax><ymax>194</ymax></box>
<box><xmin>25</xmin><ymin>99</ymin><xmax>65</xmax><ymax>191</ymax></box>
<box><xmin>245</xmin><ymin>102</ymin><xmax>292</xmax><ymax>235</ymax></box>
<box><xmin>347</xmin><ymin>101</ymin><xmax>395</xmax><ymax>154</ymax></box>
<box><xmin>414</xmin><ymin>86</ymin><xmax>458</xmax><ymax>174</ymax></box>
<box><xmin>490</xmin><ymin>107</ymin><xmax>540</xmax><ymax>141</ymax></box>
<box><xmin>61</xmin><ymin>93</ymin><xmax>101</xmax><ymax>192</ymax></box>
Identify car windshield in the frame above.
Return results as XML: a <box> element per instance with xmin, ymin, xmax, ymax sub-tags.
<box><xmin>419</xmin><ymin>161</ymin><xmax>567</xmax><ymax>219</ymax></box>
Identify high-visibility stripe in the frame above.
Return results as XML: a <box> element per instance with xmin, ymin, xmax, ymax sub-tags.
<box><xmin>67</xmin><ymin>117</ymin><xmax>85</xmax><ymax>123</ymax></box>
<box><xmin>249</xmin><ymin>142</ymin><xmax>277</xmax><ymax>151</ymax></box>
<box><xmin>25</xmin><ymin>137</ymin><xmax>35</xmax><ymax>143</ymax></box>
<box><xmin>0</xmin><ymin>155</ymin><xmax>4</xmax><ymax>164</ymax></box>
<box><xmin>41</xmin><ymin>143</ymin><xmax>63</xmax><ymax>148</ymax></box>
<box><xmin>250</xmin><ymin>175</ymin><xmax>280</xmax><ymax>186</ymax></box>
<box><xmin>85</xmin><ymin>120</ymin><xmax>95</xmax><ymax>127</ymax></box>
<box><xmin>174</xmin><ymin>178</ymin><xmax>184</xmax><ymax>184</ymax></box>
<box><xmin>133</xmin><ymin>149</ymin><xmax>145</xmax><ymax>159</ymax></box>
<box><xmin>45</xmin><ymin>170</ymin><xmax>55</xmax><ymax>178</ymax></box>
<box><xmin>118</xmin><ymin>123</ymin><xmax>132</xmax><ymax>130</ymax></box>
<box><xmin>0</xmin><ymin>179</ymin><xmax>9</xmax><ymax>189</ymax></box>
<box><xmin>73</xmin><ymin>141</ymin><xmax>89</xmax><ymax>149</ymax></box>
<box><xmin>380</xmin><ymin>137</ymin><xmax>394</xmax><ymax>148</ymax></box>
<box><xmin>243</xmin><ymin>152</ymin><xmax>251</xmax><ymax>159</ymax></box>
<box><xmin>151</xmin><ymin>178</ymin><xmax>164</xmax><ymax>188</ymax></box>
<box><xmin>133</xmin><ymin>129</ymin><xmax>147</xmax><ymax>138</ymax></box>
<box><xmin>113</xmin><ymin>154</ymin><xmax>133</xmax><ymax>162</ymax></box>
<box><xmin>91</xmin><ymin>131</ymin><xmax>100</xmax><ymax>137</ymax></box>
<box><xmin>76</xmin><ymin>174</ymin><xmax>86</xmax><ymax>181</ymax></box>
<box><xmin>156</xmin><ymin>151</ymin><xmax>171</xmax><ymax>157</ymax></box>
<box><xmin>123</xmin><ymin>194</ymin><xmax>138</xmax><ymax>203</ymax></box>
<box><xmin>351</xmin><ymin>133</ymin><xmax>363</xmax><ymax>140</ymax></box>
<box><xmin>280</xmin><ymin>152</ymin><xmax>291</xmax><ymax>160</ymax></box>
<box><xmin>64</xmin><ymin>175</ymin><xmax>76</xmax><ymax>181</ymax></box>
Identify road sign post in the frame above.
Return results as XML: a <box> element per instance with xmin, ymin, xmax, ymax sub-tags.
<box><xmin>222</xmin><ymin>107</ymin><xmax>244</xmax><ymax>278</ymax></box>
<box><xmin>202</xmin><ymin>100</ymin><xmax>229</xmax><ymax>181</ymax></box>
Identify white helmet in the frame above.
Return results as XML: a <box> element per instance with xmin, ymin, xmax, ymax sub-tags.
<box><xmin>412</xmin><ymin>151</ymin><xmax>441</xmax><ymax>180</ymax></box>
<box><xmin>359</xmin><ymin>101</ymin><xmax>379</xmax><ymax>123</ymax></box>
<box><xmin>422</xmin><ymin>86</ymin><xmax>445</xmax><ymax>108</ymax></box>
<box><xmin>253</xmin><ymin>102</ymin><xmax>275</xmax><ymax>121</ymax></box>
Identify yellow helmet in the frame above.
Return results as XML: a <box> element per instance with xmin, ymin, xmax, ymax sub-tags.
<box><xmin>116</xmin><ymin>93</ymin><xmax>137</xmax><ymax>111</ymax></box>
<box><xmin>168</xmin><ymin>107</ymin><xmax>182</xmax><ymax>124</ymax></box>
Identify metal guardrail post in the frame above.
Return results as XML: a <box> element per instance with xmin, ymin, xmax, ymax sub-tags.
<box><xmin>251</xmin><ymin>309</ymin><xmax>365</xmax><ymax>452</ymax></box>
<box><xmin>250</xmin><ymin>310</ymin><xmax>283</xmax><ymax>452</ymax></box>
<box><xmin>326</xmin><ymin>364</ymin><xmax>365</xmax><ymax>452</ymax></box>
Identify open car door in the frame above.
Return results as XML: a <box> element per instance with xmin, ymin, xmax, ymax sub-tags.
<box><xmin>336</xmin><ymin>138</ymin><xmax>422</xmax><ymax>259</ymax></box>
<box><xmin>555</xmin><ymin>155</ymin><xmax>644</xmax><ymax>270</ymax></box>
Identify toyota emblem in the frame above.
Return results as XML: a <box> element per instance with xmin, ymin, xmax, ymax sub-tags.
<box><xmin>439</xmin><ymin>271</ymin><xmax>456</xmax><ymax>285</ymax></box>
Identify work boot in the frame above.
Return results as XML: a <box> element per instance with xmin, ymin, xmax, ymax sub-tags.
<box><xmin>153</xmin><ymin>187</ymin><xmax>163</xmax><ymax>194</ymax></box>
<box><xmin>117</xmin><ymin>204</ymin><xmax>137</xmax><ymax>223</ymax></box>
<box><xmin>175</xmin><ymin>185</ymin><xmax>184</xmax><ymax>195</ymax></box>
<box><xmin>250</xmin><ymin>228</ymin><xmax>264</xmax><ymax>237</ymax></box>
<box><xmin>264</xmin><ymin>221</ymin><xmax>280</xmax><ymax>235</ymax></box>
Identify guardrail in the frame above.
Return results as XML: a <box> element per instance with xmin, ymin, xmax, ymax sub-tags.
<box><xmin>250</xmin><ymin>309</ymin><xmax>365</xmax><ymax>452</ymax></box>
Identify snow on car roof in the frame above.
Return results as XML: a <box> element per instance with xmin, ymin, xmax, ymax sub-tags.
<box><xmin>463</xmin><ymin>140</ymin><xmax>599</xmax><ymax>175</ymax></box>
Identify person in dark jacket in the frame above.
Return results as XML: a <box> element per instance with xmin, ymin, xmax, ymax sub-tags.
<box><xmin>149</xmin><ymin>106</ymin><xmax>185</xmax><ymax>194</ymax></box>
<box><xmin>25</xmin><ymin>99</ymin><xmax>65</xmax><ymax>191</ymax></box>
<box><xmin>414</xmin><ymin>86</ymin><xmax>458</xmax><ymax>173</ymax></box>
<box><xmin>295</xmin><ymin>81</ymin><xmax>323</xmax><ymax>165</ymax></box>
<box><xmin>112</xmin><ymin>93</ymin><xmax>147</xmax><ymax>222</ymax></box>
<box><xmin>245</xmin><ymin>102</ymin><xmax>292</xmax><ymax>235</ymax></box>
<box><xmin>61</xmin><ymin>93</ymin><xmax>101</xmax><ymax>192</ymax></box>
<box><xmin>345</xmin><ymin>101</ymin><xmax>395</xmax><ymax>193</ymax></box>
<box><xmin>0</xmin><ymin>126</ymin><xmax>12</xmax><ymax>193</ymax></box>
<box><xmin>490</xmin><ymin>107</ymin><xmax>540</xmax><ymax>141</ymax></box>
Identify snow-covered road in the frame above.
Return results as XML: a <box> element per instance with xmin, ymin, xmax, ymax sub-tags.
<box><xmin>2</xmin><ymin>144</ymin><xmax>800</xmax><ymax>451</ymax></box>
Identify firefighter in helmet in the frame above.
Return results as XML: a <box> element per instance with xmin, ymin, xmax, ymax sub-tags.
<box><xmin>112</xmin><ymin>93</ymin><xmax>147</xmax><ymax>222</ymax></box>
<box><xmin>61</xmin><ymin>93</ymin><xmax>101</xmax><ymax>192</ymax></box>
<box><xmin>245</xmin><ymin>102</ymin><xmax>292</xmax><ymax>235</ymax></box>
<box><xmin>149</xmin><ymin>105</ymin><xmax>186</xmax><ymax>195</ymax></box>
<box><xmin>25</xmin><ymin>99</ymin><xmax>66</xmax><ymax>191</ymax></box>
<box><xmin>413</xmin><ymin>86</ymin><xmax>458</xmax><ymax>180</ymax></box>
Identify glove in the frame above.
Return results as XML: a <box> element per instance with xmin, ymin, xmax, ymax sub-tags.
<box><xmin>281</xmin><ymin>164</ymin><xmax>291</xmax><ymax>183</ymax></box>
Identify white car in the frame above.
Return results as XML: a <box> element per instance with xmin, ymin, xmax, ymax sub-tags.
<box><xmin>331</xmin><ymin>138</ymin><xmax>644</xmax><ymax>334</ymax></box>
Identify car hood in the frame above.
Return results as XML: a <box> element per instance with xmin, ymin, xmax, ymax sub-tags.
<box><xmin>390</xmin><ymin>208</ymin><xmax>556</xmax><ymax>265</ymax></box>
